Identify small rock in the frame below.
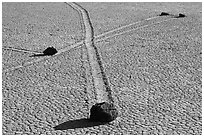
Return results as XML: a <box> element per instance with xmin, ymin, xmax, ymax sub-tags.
<box><xmin>43</xmin><ymin>47</ymin><xmax>57</xmax><ymax>56</ymax></box>
<box><xmin>178</xmin><ymin>13</ymin><xmax>186</xmax><ymax>18</ymax></box>
<box><xmin>90</xmin><ymin>102</ymin><xmax>118</xmax><ymax>122</ymax></box>
<box><xmin>159</xmin><ymin>12</ymin><xmax>170</xmax><ymax>16</ymax></box>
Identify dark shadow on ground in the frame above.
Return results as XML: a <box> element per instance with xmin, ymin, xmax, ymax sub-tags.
<box><xmin>53</xmin><ymin>118</ymin><xmax>108</xmax><ymax>130</ymax></box>
<box><xmin>29</xmin><ymin>53</ymin><xmax>46</xmax><ymax>57</ymax></box>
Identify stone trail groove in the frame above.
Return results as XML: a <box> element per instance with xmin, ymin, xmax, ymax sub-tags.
<box><xmin>3</xmin><ymin>41</ymin><xmax>84</xmax><ymax>72</ymax></box>
<box><xmin>3</xmin><ymin>5</ymin><xmax>174</xmax><ymax>73</ymax></box>
<box><xmin>3</xmin><ymin>47</ymin><xmax>42</xmax><ymax>54</ymax></box>
<box><xmin>95</xmin><ymin>17</ymin><xmax>176</xmax><ymax>42</ymax></box>
<box><xmin>94</xmin><ymin>16</ymin><xmax>158</xmax><ymax>39</ymax></box>
<box><xmin>94</xmin><ymin>16</ymin><xmax>165</xmax><ymax>40</ymax></box>
<box><xmin>67</xmin><ymin>2</ymin><xmax>114</xmax><ymax>103</ymax></box>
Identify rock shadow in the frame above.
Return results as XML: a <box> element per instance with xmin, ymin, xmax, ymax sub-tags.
<box><xmin>29</xmin><ymin>47</ymin><xmax>58</xmax><ymax>57</ymax></box>
<box><xmin>53</xmin><ymin>118</ymin><xmax>107</xmax><ymax>130</ymax></box>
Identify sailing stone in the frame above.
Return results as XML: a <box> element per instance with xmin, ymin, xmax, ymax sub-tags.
<box><xmin>90</xmin><ymin>102</ymin><xmax>118</xmax><ymax>122</ymax></box>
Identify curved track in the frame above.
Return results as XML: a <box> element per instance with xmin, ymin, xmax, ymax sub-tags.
<box><xmin>67</xmin><ymin>2</ymin><xmax>113</xmax><ymax>103</ymax></box>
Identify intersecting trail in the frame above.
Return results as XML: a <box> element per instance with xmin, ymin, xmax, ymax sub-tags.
<box><xmin>67</xmin><ymin>2</ymin><xmax>114</xmax><ymax>103</ymax></box>
<box><xmin>3</xmin><ymin>8</ymin><xmax>174</xmax><ymax>73</ymax></box>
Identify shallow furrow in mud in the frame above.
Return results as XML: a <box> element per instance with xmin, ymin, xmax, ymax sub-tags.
<box><xmin>3</xmin><ymin>47</ymin><xmax>42</xmax><ymax>54</ymax></box>
<box><xmin>94</xmin><ymin>16</ymin><xmax>158</xmax><ymax>39</ymax></box>
<box><xmin>95</xmin><ymin>17</ymin><xmax>176</xmax><ymax>42</ymax></box>
<box><xmin>3</xmin><ymin>11</ymin><xmax>174</xmax><ymax>73</ymax></box>
<box><xmin>67</xmin><ymin>2</ymin><xmax>114</xmax><ymax>103</ymax></box>
<box><xmin>3</xmin><ymin>41</ymin><xmax>84</xmax><ymax>72</ymax></box>
<box><xmin>67</xmin><ymin>2</ymin><xmax>96</xmax><ymax>111</ymax></box>
<box><xmin>94</xmin><ymin>16</ymin><xmax>172</xmax><ymax>40</ymax></box>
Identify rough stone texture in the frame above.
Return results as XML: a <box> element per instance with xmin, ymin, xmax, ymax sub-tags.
<box><xmin>90</xmin><ymin>102</ymin><xmax>118</xmax><ymax>122</ymax></box>
<box><xmin>43</xmin><ymin>47</ymin><xmax>57</xmax><ymax>56</ymax></box>
<box><xmin>159</xmin><ymin>12</ymin><xmax>170</xmax><ymax>16</ymax></box>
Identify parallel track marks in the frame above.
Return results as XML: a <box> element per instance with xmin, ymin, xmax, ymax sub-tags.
<box><xmin>94</xmin><ymin>16</ymin><xmax>159</xmax><ymax>39</ymax></box>
<box><xmin>3</xmin><ymin>47</ymin><xmax>42</xmax><ymax>54</ymax></box>
<box><xmin>95</xmin><ymin>18</ymin><xmax>176</xmax><ymax>42</ymax></box>
<box><xmin>3</xmin><ymin>41</ymin><xmax>83</xmax><ymax>72</ymax></box>
<box><xmin>67</xmin><ymin>2</ymin><xmax>113</xmax><ymax>103</ymax></box>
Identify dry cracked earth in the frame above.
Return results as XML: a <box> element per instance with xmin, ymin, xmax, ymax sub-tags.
<box><xmin>2</xmin><ymin>2</ymin><xmax>202</xmax><ymax>135</ymax></box>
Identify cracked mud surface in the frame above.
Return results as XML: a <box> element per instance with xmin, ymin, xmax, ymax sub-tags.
<box><xmin>2</xmin><ymin>2</ymin><xmax>202</xmax><ymax>135</ymax></box>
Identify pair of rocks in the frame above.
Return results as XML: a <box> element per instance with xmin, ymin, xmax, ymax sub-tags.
<box><xmin>42</xmin><ymin>49</ymin><xmax>117</xmax><ymax>123</ymax></box>
<box><xmin>89</xmin><ymin>102</ymin><xmax>118</xmax><ymax>122</ymax></box>
<box><xmin>159</xmin><ymin>12</ymin><xmax>186</xmax><ymax>18</ymax></box>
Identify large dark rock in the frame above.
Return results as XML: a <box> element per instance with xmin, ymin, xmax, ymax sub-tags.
<box><xmin>89</xmin><ymin>102</ymin><xmax>118</xmax><ymax>122</ymax></box>
<box><xmin>159</xmin><ymin>12</ymin><xmax>170</xmax><ymax>16</ymax></box>
<box><xmin>43</xmin><ymin>47</ymin><xmax>57</xmax><ymax>56</ymax></box>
